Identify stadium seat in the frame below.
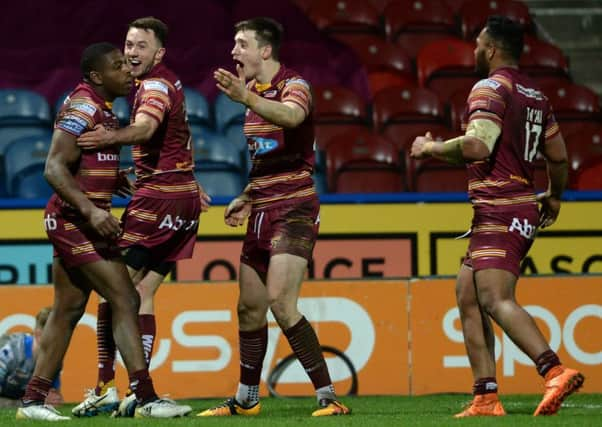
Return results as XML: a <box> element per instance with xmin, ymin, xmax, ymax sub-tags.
<box><xmin>193</xmin><ymin>130</ymin><xmax>245</xmax><ymax>173</ymax></box>
<box><xmin>373</xmin><ymin>85</ymin><xmax>447</xmax><ymax>150</ymax></box>
<box><xmin>416</xmin><ymin>38</ymin><xmax>478</xmax><ymax>101</ymax></box>
<box><xmin>4</xmin><ymin>135</ymin><xmax>52</xmax><ymax>198</ymax></box>
<box><xmin>313</xmin><ymin>169</ymin><xmax>328</xmax><ymax>194</ymax></box>
<box><xmin>223</xmin><ymin>123</ymin><xmax>250</xmax><ymax>154</ymax></box>
<box><xmin>111</xmin><ymin>97</ymin><xmax>131</xmax><ymax>125</ymax></box>
<box><xmin>543</xmin><ymin>82</ymin><xmax>601</xmax><ymax>139</ymax></box>
<box><xmin>291</xmin><ymin>0</ymin><xmax>316</xmax><ymax>13</ymax></box>
<box><xmin>307</xmin><ymin>0</ymin><xmax>381</xmax><ymax>36</ymax></box>
<box><xmin>214</xmin><ymin>92</ymin><xmax>246</xmax><ymax>132</ymax></box>
<box><xmin>393</xmin><ymin>123</ymin><xmax>457</xmax><ymax>152</ymax></box>
<box><xmin>406</xmin><ymin>154</ymin><xmax>467</xmax><ymax>192</ymax></box>
<box><xmin>326</xmin><ymin>128</ymin><xmax>404</xmax><ymax>192</ymax></box>
<box><xmin>0</xmin><ymin>89</ymin><xmax>51</xmax><ymax>127</ymax></box>
<box><xmin>314</xmin><ymin>85</ymin><xmax>368</xmax><ymax>124</ymax></box>
<box><xmin>384</xmin><ymin>0</ymin><xmax>458</xmax><ymax>59</ymax></box>
<box><xmin>521</xmin><ymin>35</ymin><xmax>570</xmax><ymax>85</ymax></box>
<box><xmin>443</xmin><ymin>0</ymin><xmax>467</xmax><ymax>13</ymax></box>
<box><xmin>313</xmin><ymin>85</ymin><xmax>371</xmax><ymax>162</ymax></box>
<box><xmin>459</xmin><ymin>0</ymin><xmax>532</xmax><ymax>40</ymax></box>
<box><xmin>543</xmin><ymin>82</ymin><xmax>600</xmax><ymax>120</ymax></box>
<box><xmin>566</xmin><ymin>139</ymin><xmax>602</xmax><ymax>190</ymax></box>
<box><xmin>447</xmin><ymin>88</ymin><xmax>471</xmax><ymax>131</ymax></box>
<box><xmin>194</xmin><ymin>170</ymin><xmax>244</xmax><ymax>197</ymax></box>
<box><xmin>565</xmin><ymin>123</ymin><xmax>602</xmax><ymax>147</ymax></box>
<box><xmin>338</xmin><ymin>35</ymin><xmax>415</xmax><ymax>94</ymax></box>
<box><xmin>184</xmin><ymin>87</ymin><xmax>211</xmax><ymax>126</ymax></box>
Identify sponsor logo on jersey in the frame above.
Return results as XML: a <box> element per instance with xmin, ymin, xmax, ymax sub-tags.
<box><xmin>97</xmin><ymin>152</ymin><xmax>120</xmax><ymax>162</ymax></box>
<box><xmin>285</xmin><ymin>78</ymin><xmax>310</xmax><ymax>90</ymax></box>
<box><xmin>249</xmin><ymin>137</ymin><xmax>279</xmax><ymax>156</ymax></box>
<box><xmin>71</xmin><ymin>102</ymin><xmax>97</xmax><ymax>116</ymax></box>
<box><xmin>516</xmin><ymin>83</ymin><xmax>544</xmax><ymax>101</ymax></box>
<box><xmin>263</xmin><ymin>90</ymin><xmax>277</xmax><ymax>98</ymax></box>
<box><xmin>175</xmin><ymin>80</ymin><xmax>182</xmax><ymax>90</ymax></box>
<box><xmin>143</xmin><ymin>80</ymin><xmax>169</xmax><ymax>94</ymax></box>
<box><xmin>57</xmin><ymin>115</ymin><xmax>89</xmax><ymax>135</ymax></box>
<box><xmin>472</xmin><ymin>78</ymin><xmax>501</xmax><ymax>91</ymax></box>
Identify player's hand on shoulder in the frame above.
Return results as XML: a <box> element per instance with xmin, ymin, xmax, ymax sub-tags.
<box><xmin>536</xmin><ymin>191</ymin><xmax>561</xmax><ymax>229</ymax></box>
<box><xmin>88</xmin><ymin>206</ymin><xmax>121</xmax><ymax>239</ymax></box>
<box><xmin>224</xmin><ymin>196</ymin><xmax>251</xmax><ymax>227</ymax></box>
<box><xmin>77</xmin><ymin>124</ymin><xmax>112</xmax><ymax>150</ymax></box>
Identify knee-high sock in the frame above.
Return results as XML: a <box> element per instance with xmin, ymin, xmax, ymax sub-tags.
<box><xmin>95</xmin><ymin>302</ymin><xmax>116</xmax><ymax>395</ymax></box>
<box><xmin>138</xmin><ymin>314</ymin><xmax>156</xmax><ymax>368</ymax></box>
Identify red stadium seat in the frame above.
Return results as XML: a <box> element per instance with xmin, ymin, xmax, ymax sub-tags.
<box><xmin>521</xmin><ymin>35</ymin><xmax>569</xmax><ymax>80</ymax></box>
<box><xmin>564</xmin><ymin>123</ymin><xmax>602</xmax><ymax>147</ymax></box>
<box><xmin>313</xmin><ymin>85</ymin><xmax>371</xmax><ymax>153</ymax></box>
<box><xmin>308</xmin><ymin>0</ymin><xmax>381</xmax><ymax>35</ymax></box>
<box><xmin>384</xmin><ymin>0</ymin><xmax>458</xmax><ymax>58</ymax></box>
<box><xmin>291</xmin><ymin>0</ymin><xmax>317</xmax><ymax>13</ymax></box>
<box><xmin>543</xmin><ymin>82</ymin><xmax>600</xmax><ymax>120</ymax></box>
<box><xmin>369</xmin><ymin>0</ymin><xmax>395</xmax><ymax>13</ymax></box>
<box><xmin>460</xmin><ymin>0</ymin><xmax>532</xmax><ymax>40</ymax></box>
<box><xmin>340</xmin><ymin>35</ymin><xmax>415</xmax><ymax>94</ymax></box>
<box><xmin>447</xmin><ymin>88</ymin><xmax>471</xmax><ymax>131</ymax></box>
<box><xmin>416</xmin><ymin>38</ymin><xmax>478</xmax><ymax>101</ymax></box>
<box><xmin>314</xmin><ymin>85</ymin><xmax>369</xmax><ymax>123</ymax></box>
<box><xmin>443</xmin><ymin>0</ymin><xmax>467</xmax><ymax>13</ymax></box>
<box><xmin>406</xmin><ymin>154</ymin><xmax>467</xmax><ymax>192</ymax></box>
<box><xmin>373</xmin><ymin>85</ymin><xmax>446</xmax><ymax>149</ymax></box>
<box><xmin>566</xmin><ymin>139</ymin><xmax>602</xmax><ymax>190</ymax></box>
<box><xmin>373</xmin><ymin>85</ymin><xmax>444</xmax><ymax>130</ymax></box>
<box><xmin>391</xmin><ymin>123</ymin><xmax>457</xmax><ymax>152</ymax></box>
<box><xmin>326</xmin><ymin>128</ymin><xmax>404</xmax><ymax>192</ymax></box>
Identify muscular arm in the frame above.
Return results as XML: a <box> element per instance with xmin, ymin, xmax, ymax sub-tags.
<box><xmin>542</xmin><ymin>133</ymin><xmax>568</xmax><ymax>198</ymax></box>
<box><xmin>412</xmin><ymin>118</ymin><xmax>501</xmax><ymax>164</ymax></box>
<box><xmin>244</xmin><ymin>93</ymin><xmax>306</xmax><ymax>128</ymax></box>
<box><xmin>44</xmin><ymin>130</ymin><xmax>98</xmax><ymax>219</ymax></box>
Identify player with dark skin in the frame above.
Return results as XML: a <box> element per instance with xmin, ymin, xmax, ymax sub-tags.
<box><xmin>411</xmin><ymin>16</ymin><xmax>583</xmax><ymax>418</ymax></box>
<box><xmin>17</xmin><ymin>43</ymin><xmax>190</xmax><ymax>421</ymax></box>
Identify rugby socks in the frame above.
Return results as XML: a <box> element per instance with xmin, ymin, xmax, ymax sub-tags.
<box><xmin>129</xmin><ymin>369</ymin><xmax>158</xmax><ymax>405</ymax></box>
<box><xmin>283</xmin><ymin>317</ymin><xmax>335</xmax><ymax>400</ymax></box>
<box><xmin>473</xmin><ymin>377</ymin><xmax>498</xmax><ymax>395</ymax></box>
<box><xmin>236</xmin><ymin>325</ymin><xmax>267</xmax><ymax>406</ymax></box>
<box><xmin>535</xmin><ymin>349</ymin><xmax>561</xmax><ymax>377</ymax></box>
<box><xmin>22</xmin><ymin>376</ymin><xmax>53</xmax><ymax>405</ymax></box>
<box><xmin>95</xmin><ymin>302</ymin><xmax>116</xmax><ymax>395</ymax></box>
<box><xmin>138</xmin><ymin>314</ymin><xmax>156</xmax><ymax>368</ymax></box>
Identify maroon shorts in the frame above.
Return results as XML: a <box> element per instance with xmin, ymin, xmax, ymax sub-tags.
<box><xmin>241</xmin><ymin>197</ymin><xmax>320</xmax><ymax>275</ymax></box>
<box><xmin>463</xmin><ymin>206</ymin><xmax>539</xmax><ymax>277</ymax></box>
<box><xmin>119</xmin><ymin>194</ymin><xmax>201</xmax><ymax>263</ymax></box>
<box><xmin>44</xmin><ymin>208</ymin><xmax>121</xmax><ymax>269</ymax></box>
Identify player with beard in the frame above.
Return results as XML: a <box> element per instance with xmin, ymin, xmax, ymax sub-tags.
<box><xmin>74</xmin><ymin>17</ymin><xmax>209</xmax><ymax>417</ymax></box>
<box><xmin>411</xmin><ymin>16</ymin><xmax>583</xmax><ymax>417</ymax></box>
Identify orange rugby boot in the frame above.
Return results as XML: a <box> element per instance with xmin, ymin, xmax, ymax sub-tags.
<box><xmin>454</xmin><ymin>393</ymin><xmax>506</xmax><ymax>418</ymax></box>
<box><xmin>311</xmin><ymin>398</ymin><xmax>351</xmax><ymax>416</ymax></box>
<box><xmin>534</xmin><ymin>366</ymin><xmax>585</xmax><ymax>416</ymax></box>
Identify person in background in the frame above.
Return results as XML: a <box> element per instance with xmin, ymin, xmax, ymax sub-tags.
<box><xmin>0</xmin><ymin>307</ymin><xmax>62</xmax><ymax>408</ymax></box>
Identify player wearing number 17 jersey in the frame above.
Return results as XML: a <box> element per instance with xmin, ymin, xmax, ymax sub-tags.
<box><xmin>411</xmin><ymin>16</ymin><xmax>583</xmax><ymax>418</ymax></box>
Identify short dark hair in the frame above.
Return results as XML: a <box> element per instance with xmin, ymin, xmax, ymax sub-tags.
<box><xmin>485</xmin><ymin>15</ymin><xmax>524</xmax><ymax>62</ymax></box>
<box><xmin>80</xmin><ymin>42</ymin><xmax>119</xmax><ymax>80</ymax></box>
<box><xmin>235</xmin><ymin>17</ymin><xmax>283</xmax><ymax>60</ymax></box>
<box><xmin>129</xmin><ymin>16</ymin><xmax>168</xmax><ymax>47</ymax></box>
<box><xmin>35</xmin><ymin>307</ymin><xmax>52</xmax><ymax>330</ymax></box>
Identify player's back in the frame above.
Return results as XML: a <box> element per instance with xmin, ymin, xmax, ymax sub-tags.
<box><xmin>466</xmin><ymin>67</ymin><xmax>559</xmax><ymax>207</ymax></box>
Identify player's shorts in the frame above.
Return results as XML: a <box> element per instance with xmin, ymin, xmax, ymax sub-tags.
<box><xmin>119</xmin><ymin>194</ymin><xmax>201</xmax><ymax>263</ymax></box>
<box><xmin>44</xmin><ymin>208</ymin><xmax>121</xmax><ymax>269</ymax></box>
<box><xmin>463</xmin><ymin>205</ymin><xmax>539</xmax><ymax>277</ymax></box>
<box><xmin>241</xmin><ymin>196</ymin><xmax>320</xmax><ymax>275</ymax></box>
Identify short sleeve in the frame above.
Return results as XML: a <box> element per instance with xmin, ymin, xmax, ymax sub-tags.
<box><xmin>55</xmin><ymin>97</ymin><xmax>99</xmax><ymax>136</ymax></box>
<box><xmin>465</xmin><ymin>77</ymin><xmax>509</xmax><ymax>128</ymax></box>
<box><xmin>282</xmin><ymin>77</ymin><xmax>312</xmax><ymax>116</ymax></box>
<box><xmin>136</xmin><ymin>79</ymin><xmax>172</xmax><ymax>123</ymax></box>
